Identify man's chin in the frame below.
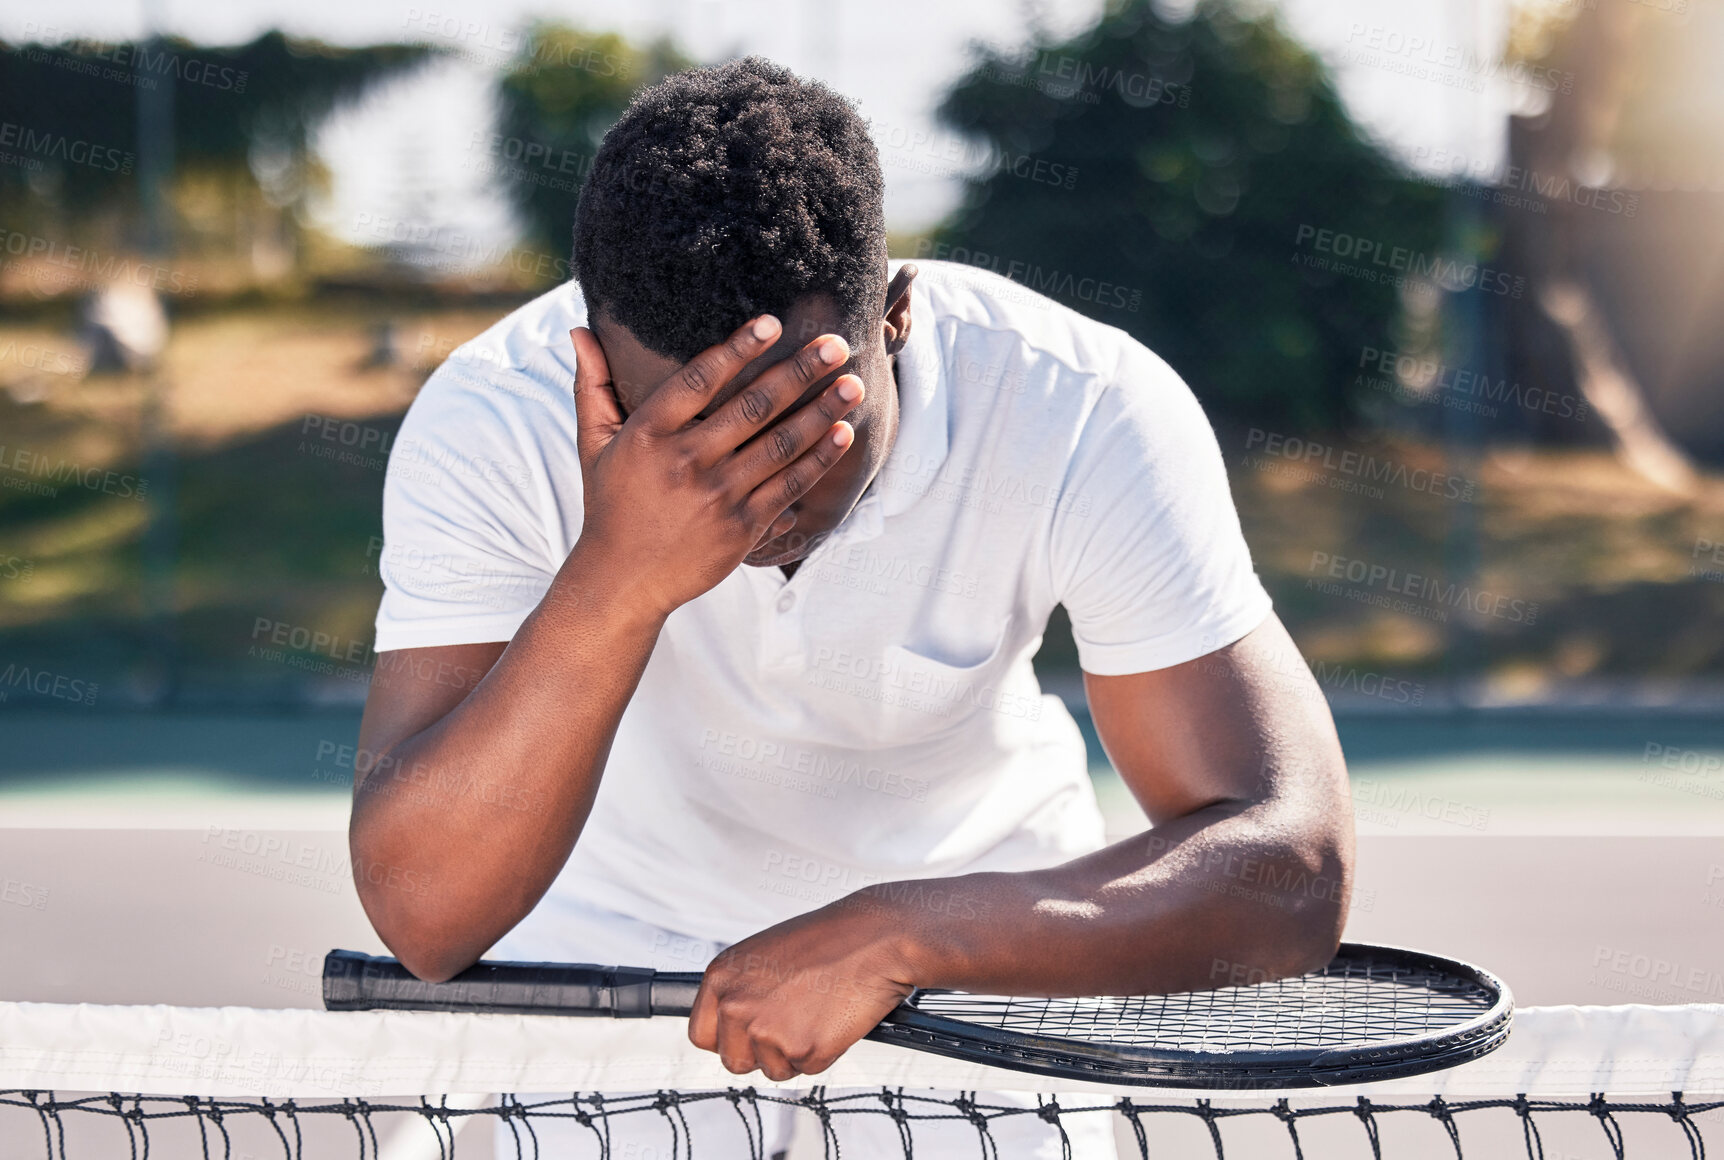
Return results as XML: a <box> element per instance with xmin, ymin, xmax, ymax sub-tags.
<box><xmin>743</xmin><ymin>534</ymin><xmax>819</xmax><ymax>569</ymax></box>
<box><xmin>742</xmin><ymin>544</ymin><xmax>803</xmax><ymax>568</ymax></box>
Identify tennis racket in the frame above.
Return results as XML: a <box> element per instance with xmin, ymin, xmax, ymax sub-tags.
<box><xmin>324</xmin><ymin>942</ymin><xmax>1511</xmax><ymax>1089</ymax></box>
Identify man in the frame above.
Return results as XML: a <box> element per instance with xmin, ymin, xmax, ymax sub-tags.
<box><xmin>352</xmin><ymin>57</ymin><xmax>1352</xmax><ymax>1157</ymax></box>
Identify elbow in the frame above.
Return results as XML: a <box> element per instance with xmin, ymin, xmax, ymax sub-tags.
<box><xmin>350</xmin><ymin>841</ymin><xmax>478</xmax><ymax>984</ymax></box>
<box><xmin>366</xmin><ymin>906</ymin><xmax>482</xmax><ymax>984</ymax></box>
<box><xmin>1279</xmin><ymin>842</ymin><xmax>1353</xmax><ymax>977</ymax></box>
<box><xmin>392</xmin><ymin>942</ymin><xmax>475</xmax><ymax>985</ymax></box>
<box><xmin>1244</xmin><ymin>829</ymin><xmax>1352</xmax><ymax>982</ymax></box>
<box><xmin>1284</xmin><ymin>911</ymin><xmax>1345</xmax><ymax>978</ymax></box>
<box><xmin>1239</xmin><ymin>890</ymin><xmax>1343</xmax><ymax>986</ymax></box>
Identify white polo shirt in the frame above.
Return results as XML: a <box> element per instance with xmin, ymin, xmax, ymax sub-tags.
<box><xmin>375</xmin><ymin>259</ymin><xmax>1272</xmax><ymax>946</ymax></box>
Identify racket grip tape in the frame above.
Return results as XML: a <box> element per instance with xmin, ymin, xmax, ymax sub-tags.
<box><xmin>323</xmin><ymin>949</ymin><xmax>704</xmax><ymax>1017</ymax></box>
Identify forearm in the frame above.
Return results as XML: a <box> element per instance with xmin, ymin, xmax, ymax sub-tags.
<box><xmin>349</xmin><ymin>548</ymin><xmax>665</xmax><ymax>980</ymax></box>
<box><xmin>862</xmin><ymin>801</ymin><xmax>1351</xmax><ymax>996</ymax></box>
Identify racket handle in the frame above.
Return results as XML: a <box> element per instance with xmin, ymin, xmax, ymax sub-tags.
<box><xmin>648</xmin><ymin>974</ymin><xmax>703</xmax><ymax>1016</ymax></box>
<box><xmin>323</xmin><ymin>950</ymin><xmax>704</xmax><ymax>1017</ymax></box>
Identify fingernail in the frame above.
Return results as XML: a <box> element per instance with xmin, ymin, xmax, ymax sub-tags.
<box><xmin>818</xmin><ymin>337</ymin><xmax>847</xmax><ymax>365</ymax></box>
<box><xmin>831</xmin><ymin>424</ymin><xmax>854</xmax><ymax>448</ymax></box>
<box><xmin>836</xmin><ymin>378</ymin><xmax>863</xmax><ymax>403</ymax></box>
<box><xmin>752</xmin><ymin>315</ymin><xmax>780</xmax><ymax>341</ymax></box>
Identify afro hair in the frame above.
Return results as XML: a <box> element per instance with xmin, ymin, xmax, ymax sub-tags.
<box><xmin>572</xmin><ymin>57</ymin><xmax>888</xmax><ymax>362</ymax></box>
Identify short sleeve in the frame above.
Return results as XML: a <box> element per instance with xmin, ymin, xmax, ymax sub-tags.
<box><xmin>1049</xmin><ymin>342</ymin><xmax>1272</xmax><ymax>675</ymax></box>
<box><xmin>372</xmin><ymin>366</ymin><xmax>574</xmax><ymax>652</ymax></box>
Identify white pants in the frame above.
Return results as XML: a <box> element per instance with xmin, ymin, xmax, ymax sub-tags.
<box><xmin>488</xmin><ymin>894</ymin><xmax>1118</xmax><ymax>1159</ymax></box>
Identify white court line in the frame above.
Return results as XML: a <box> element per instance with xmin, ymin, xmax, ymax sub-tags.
<box><xmin>0</xmin><ymin>792</ymin><xmax>353</xmax><ymax>831</ymax></box>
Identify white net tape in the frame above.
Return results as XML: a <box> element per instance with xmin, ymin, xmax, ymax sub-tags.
<box><xmin>2</xmin><ymin>1001</ymin><xmax>1720</xmax><ymax>1099</ymax></box>
<box><xmin>4</xmin><ymin>1003</ymin><xmax>1723</xmax><ymax>1159</ymax></box>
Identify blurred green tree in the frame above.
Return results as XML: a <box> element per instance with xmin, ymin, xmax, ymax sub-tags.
<box><xmin>491</xmin><ymin>26</ymin><xmax>689</xmax><ymax>263</ymax></box>
<box><xmin>932</xmin><ymin>0</ymin><xmax>1447</xmax><ymax>428</ymax></box>
<box><xmin>0</xmin><ymin>32</ymin><xmax>431</xmax><ymax>257</ymax></box>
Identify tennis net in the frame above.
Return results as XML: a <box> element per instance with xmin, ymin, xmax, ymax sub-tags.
<box><xmin>3</xmin><ymin>1000</ymin><xmax>1721</xmax><ymax>1158</ymax></box>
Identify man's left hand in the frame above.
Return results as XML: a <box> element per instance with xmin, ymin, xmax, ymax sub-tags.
<box><xmin>688</xmin><ymin>899</ymin><xmax>917</xmax><ymax>1080</ymax></box>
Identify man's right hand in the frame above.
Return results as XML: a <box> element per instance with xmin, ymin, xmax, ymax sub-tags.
<box><xmin>566</xmin><ymin>316</ymin><xmax>863</xmax><ymax>618</ymax></box>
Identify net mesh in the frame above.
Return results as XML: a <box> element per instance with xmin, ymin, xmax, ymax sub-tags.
<box><xmin>4</xmin><ymin>1087</ymin><xmax>1721</xmax><ymax>1159</ymax></box>
<box><xmin>5</xmin><ymin>1000</ymin><xmax>1722</xmax><ymax>1159</ymax></box>
<box><xmin>906</xmin><ymin>954</ymin><xmax>1499</xmax><ymax>1050</ymax></box>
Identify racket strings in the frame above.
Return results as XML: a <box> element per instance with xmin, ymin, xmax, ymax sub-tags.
<box><xmin>905</xmin><ymin>960</ymin><xmax>1498</xmax><ymax>1052</ymax></box>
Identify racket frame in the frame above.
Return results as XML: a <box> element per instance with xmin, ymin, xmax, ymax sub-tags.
<box><xmin>323</xmin><ymin>941</ymin><xmax>1512</xmax><ymax>1089</ymax></box>
<box><xmin>869</xmin><ymin>942</ymin><xmax>1513</xmax><ymax>1088</ymax></box>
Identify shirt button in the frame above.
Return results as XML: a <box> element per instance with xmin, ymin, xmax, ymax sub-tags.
<box><xmin>776</xmin><ymin>592</ymin><xmax>796</xmax><ymax>613</ymax></box>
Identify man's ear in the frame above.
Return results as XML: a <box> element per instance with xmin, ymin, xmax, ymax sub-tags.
<box><xmin>882</xmin><ymin>263</ymin><xmax>917</xmax><ymax>357</ymax></box>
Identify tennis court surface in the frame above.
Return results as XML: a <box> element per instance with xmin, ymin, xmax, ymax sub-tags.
<box><xmin>4</xmin><ymin>710</ymin><xmax>1724</xmax><ymax>1157</ymax></box>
